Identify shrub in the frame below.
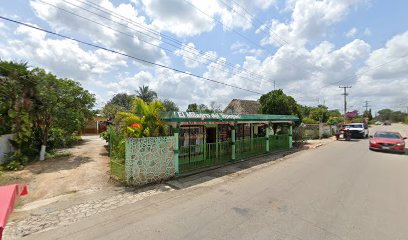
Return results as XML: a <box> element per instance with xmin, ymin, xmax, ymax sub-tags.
<box><xmin>2</xmin><ymin>152</ymin><xmax>28</xmax><ymax>171</ymax></box>
<box><xmin>302</xmin><ymin>117</ymin><xmax>318</xmax><ymax>124</ymax></box>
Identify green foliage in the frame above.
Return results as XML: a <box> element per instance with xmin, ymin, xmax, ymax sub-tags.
<box><xmin>0</xmin><ymin>60</ymin><xmax>95</xmax><ymax>167</ymax></box>
<box><xmin>328</xmin><ymin>109</ymin><xmax>342</xmax><ymax>118</ymax></box>
<box><xmin>376</xmin><ymin>109</ymin><xmax>408</xmax><ymax>122</ymax></box>
<box><xmin>309</xmin><ymin>105</ymin><xmax>329</xmax><ymax>122</ymax></box>
<box><xmin>2</xmin><ymin>152</ymin><xmax>28</xmax><ymax>171</ymax></box>
<box><xmin>327</xmin><ymin>117</ymin><xmax>344</xmax><ymax>125</ymax></box>
<box><xmin>352</xmin><ymin>117</ymin><xmax>365</xmax><ymax>123</ymax></box>
<box><xmin>186</xmin><ymin>103</ymin><xmax>212</xmax><ymax>113</ymax></box>
<box><xmin>136</xmin><ymin>85</ymin><xmax>157</xmax><ymax>103</ymax></box>
<box><xmin>107</xmin><ymin>93</ymin><xmax>134</xmax><ymax>111</ymax></box>
<box><xmin>116</xmin><ymin>98</ymin><xmax>167</xmax><ymax>138</ymax></box>
<box><xmin>259</xmin><ymin>89</ymin><xmax>302</xmax><ymax>121</ymax></box>
<box><xmin>405</xmin><ymin>116</ymin><xmax>408</xmax><ymax>124</ymax></box>
<box><xmin>162</xmin><ymin>99</ymin><xmax>179</xmax><ymax>112</ymax></box>
<box><xmin>302</xmin><ymin>117</ymin><xmax>319</xmax><ymax>124</ymax></box>
<box><xmin>101</xmin><ymin>103</ymin><xmax>125</xmax><ymax>119</ymax></box>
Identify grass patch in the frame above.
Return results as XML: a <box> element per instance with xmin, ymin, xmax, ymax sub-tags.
<box><xmin>0</xmin><ymin>170</ymin><xmax>23</xmax><ymax>185</ymax></box>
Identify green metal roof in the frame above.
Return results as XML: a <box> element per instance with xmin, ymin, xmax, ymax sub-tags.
<box><xmin>160</xmin><ymin>112</ymin><xmax>299</xmax><ymax>123</ymax></box>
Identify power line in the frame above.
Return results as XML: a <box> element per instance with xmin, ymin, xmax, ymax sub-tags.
<box><xmin>0</xmin><ymin>16</ymin><xmax>263</xmax><ymax>95</ymax></box>
<box><xmin>65</xmin><ymin>0</ymin><xmax>268</xmax><ymax>83</ymax></box>
<box><xmin>37</xmin><ymin>0</ymin><xmax>265</xmax><ymax>85</ymax></box>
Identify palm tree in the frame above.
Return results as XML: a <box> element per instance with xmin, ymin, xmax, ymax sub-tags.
<box><xmin>135</xmin><ymin>85</ymin><xmax>157</xmax><ymax>103</ymax></box>
<box><xmin>116</xmin><ymin>98</ymin><xmax>166</xmax><ymax>138</ymax></box>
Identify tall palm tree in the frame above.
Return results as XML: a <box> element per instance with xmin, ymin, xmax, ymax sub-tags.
<box><xmin>116</xmin><ymin>98</ymin><xmax>166</xmax><ymax>138</ymax></box>
<box><xmin>135</xmin><ymin>85</ymin><xmax>157</xmax><ymax>103</ymax></box>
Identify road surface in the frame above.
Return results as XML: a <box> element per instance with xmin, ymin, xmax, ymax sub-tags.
<box><xmin>27</xmin><ymin>124</ymin><xmax>408</xmax><ymax>240</ymax></box>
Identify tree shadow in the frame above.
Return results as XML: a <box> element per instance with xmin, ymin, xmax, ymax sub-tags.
<box><xmin>26</xmin><ymin>156</ymin><xmax>93</xmax><ymax>175</ymax></box>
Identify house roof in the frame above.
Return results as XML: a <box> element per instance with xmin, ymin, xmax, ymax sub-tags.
<box><xmin>223</xmin><ymin>99</ymin><xmax>261</xmax><ymax>114</ymax></box>
<box><xmin>160</xmin><ymin>112</ymin><xmax>299</xmax><ymax>124</ymax></box>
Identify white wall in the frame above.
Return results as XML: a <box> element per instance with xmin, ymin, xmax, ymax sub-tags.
<box><xmin>0</xmin><ymin>134</ymin><xmax>14</xmax><ymax>163</ymax></box>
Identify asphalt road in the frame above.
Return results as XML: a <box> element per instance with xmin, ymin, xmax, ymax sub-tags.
<box><xmin>27</xmin><ymin>124</ymin><xmax>408</xmax><ymax>240</ymax></box>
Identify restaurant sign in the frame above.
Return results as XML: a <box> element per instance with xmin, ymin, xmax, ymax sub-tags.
<box><xmin>177</xmin><ymin>112</ymin><xmax>240</xmax><ymax>120</ymax></box>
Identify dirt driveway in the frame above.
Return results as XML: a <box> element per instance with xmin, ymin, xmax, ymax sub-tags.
<box><xmin>2</xmin><ymin>135</ymin><xmax>111</xmax><ymax>205</ymax></box>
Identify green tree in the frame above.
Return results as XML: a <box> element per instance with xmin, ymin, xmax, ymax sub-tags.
<box><xmin>162</xmin><ymin>99</ymin><xmax>179</xmax><ymax>112</ymax></box>
<box><xmin>309</xmin><ymin>105</ymin><xmax>329</xmax><ymax>122</ymax></box>
<box><xmin>135</xmin><ymin>85</ymin><xmax>157</xmax><ymax>103</ymax></box>
<box><xmin>259</xmin><ymin>89</ymin><xmax>302</xmax><ymax>118</ymax></box>
<box><xmin>259</xmin><ymin>89</ymin><xmax>302</xmax><ymax>133</ymax></box>
<box><xmin>186</xmin><ymin>103</ymin><xmax>198</xmax><ymax>112</ymax></box>
<box><xmin>376</xmin><ymin>109</ymin><xmax>393</xmax><ymax>121</ymax></box>
<box><xmin>101</xmin><ymin>103</ymin><xmax>124</xmax><ymax>119</ymax></box>
<box><xmin>31</xmin><ymin>68</ymin><xmax>95</xmax><ymax>160</ymax></box>
<box><xmin>116</xmin><ymin>98</ymin><xmax>166</xmax><ymax>138</ymax></box>
<box><xmin>328</xmin><ymin>109</ymin><xmax>342</xmax><ymax>118</ymax></box>
<box><xmin>0</xmin><ymin>61</ymin><xmax>35</xmax><ymax>161</ymax></box>
<box><xmin>107</xmin><ymin>93</ymin><xmax>134</xmax><ymax>111</ymax></box>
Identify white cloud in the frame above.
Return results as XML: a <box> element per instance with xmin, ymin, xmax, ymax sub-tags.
<box><xmin>30</xmin><ymin>0</ymin><xmax>166</xmax><ymax>63</ymax></box>
<box><xmin>0</xmin><ymin>24</ymin><xmax>127</xmax><ymax>81</ymax></box>
<box><xmin>230</xmin><ymin>41</ymin><xmax>263</xmax><ymax>57</ymax></box>
<box><xmin>346</xmin><ymin>27</ymin><xmax>358</xmax><ymax>38</ymax></box>
<box><xmin>174</xmin><ymin>42</ymin><xmax>218</xmax><ymax>68</ymax></box>
<box><xmin>260</xmin><ymin>0</ymin><xmax>367</xmax><ymax>47</ymax></box>
<box><xmin>140</xmin><ymin>0</ymin><xmax>277</xmax><ymax>37</ymax></box>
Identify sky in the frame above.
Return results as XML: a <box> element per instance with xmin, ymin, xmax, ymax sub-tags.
<box><xmin>0</xmin><ymin>0</ymin><xmax>407</xmax><ymax>114</ymax></box>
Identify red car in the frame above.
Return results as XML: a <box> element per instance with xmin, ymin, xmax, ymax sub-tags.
<box><xmin>369</xmin><ymin>131</ymin><xmax>407</xmax><ymax>153</ymax></box>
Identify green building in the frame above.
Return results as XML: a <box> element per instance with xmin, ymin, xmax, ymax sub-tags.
<box><xmin>161</xmin><ymin>112</ymin><xmax>299</xmax><ymax>174</ymax></box>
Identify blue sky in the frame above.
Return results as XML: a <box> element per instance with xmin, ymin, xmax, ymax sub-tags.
<box><xmin>0</xmin><ymin>0</ymin><xmax>407</xmax><ymax>114</ymax></box>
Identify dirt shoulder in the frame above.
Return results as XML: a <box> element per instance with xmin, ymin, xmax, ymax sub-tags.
<box><xmin>1</xmin><ymin>135</ymin><xmax>111</xmax><ymax>205</ymax></box>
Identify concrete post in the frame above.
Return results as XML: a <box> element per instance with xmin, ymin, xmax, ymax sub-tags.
<box><xmin>250</xmin><ymin>123</ymin><xmax>254</xmax><ymax>150</ymax></box>
<box><xmin>173</xmin><ymin>128</ymin><xmax>179</xmax><ymax>175</ymax></box>
<box><xmin>231</xmin><ymin>126</ymin><xmax>236</xmax><ymax>161</ymax></box>
<box><xmin>266</xmin><ymin>125</ymin><xmax>270</xmax><ymax>153</ymax></box>
<box><xmin>289</xmin><ymin>124</ymin><xmax>293</xmax><ymax>149</ymax></box>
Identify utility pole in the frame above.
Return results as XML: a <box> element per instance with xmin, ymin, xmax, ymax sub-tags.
<box><xmin>273</xmin><ymin>80</ymin><xmax>276</xmax><ymax>91</ymax></box>
<box><xmin>339</xmin><ymin>86</ymin><xmax>352</xmax><ymax>122</ymax></box>
<box><xmin>363</xmin><ymin>100</ymin><xmax>370</xmax><ymax>112</ymax></box>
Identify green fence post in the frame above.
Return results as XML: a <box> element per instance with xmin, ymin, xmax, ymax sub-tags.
<box><xmin>289</xmin><ymin>124</ymin><xmax>293</xmax><ymax>149</ymax></box>
<box><xmin>173</xmin><ymin>128</ymin><xmax>179</xmax><ymax>175</ymax></box>
<box><xmin>250</xmin><ymin>123</ymin><xmax>254</xmax><ymax>150</ymax></box>
<box><xmin>266</xmin><ymin>125</ymin><xmax>270</xmax><ymax>153</ymax></box>
<box><xmin>231</xmin><ymin>126</ymin><xmax>236</xmax><ymax>161</ymax></box>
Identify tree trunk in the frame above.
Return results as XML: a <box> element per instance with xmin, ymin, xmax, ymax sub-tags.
<box><xmin>39</xmin><ymin>124</ymin><xmax>50</xmax><ymax>161</ymax></box>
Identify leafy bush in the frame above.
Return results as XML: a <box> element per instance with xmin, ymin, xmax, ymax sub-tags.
<box><xmin>2</xmin><ymin>152</ymin><xmax>28</xmax><ymax>171</ymax></box>
<box><xmin>326</xmin><ymin>117</ymin><xmax>343</xmax><ymax>125</ymax></box>
<box><xmin>302</xmin><ymin>117</ymin><xmax>318</xmax><ymax>124</ymax></box>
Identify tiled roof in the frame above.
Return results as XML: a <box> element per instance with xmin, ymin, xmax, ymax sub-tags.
<box><xmin>223</xmin><ymin>99</ymin><xmax>260</xmax><ymax>114</ymax></box>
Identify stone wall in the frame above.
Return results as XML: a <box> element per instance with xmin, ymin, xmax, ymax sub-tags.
<box><xmin>126</xmin><ymin>136</ymin><xmax>176</xmax><ymax>186</ymax></box>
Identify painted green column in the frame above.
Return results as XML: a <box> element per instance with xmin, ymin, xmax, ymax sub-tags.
<box><xmin>173</xmin><ymin>128</ymin><xmax>179</xmax><ymax>174</ymax></box>
<box><xmin>250</xmin><ymin>123</ymin><xmax>254</xmax><ymax>150</ymax></box>
<box><xmin>266</xmin><ymin>125</ymin><xmax>270</xmax><ymax>153</ymax></box>
<box><xmin>231</xmin><ymin>126</ymin><xmax>236</xmax><ymax>161</ymax></box>
<box><xmin>289</xmin><ymin>124</ymin><xmax>293</xmax><ymax>149</ymax></box>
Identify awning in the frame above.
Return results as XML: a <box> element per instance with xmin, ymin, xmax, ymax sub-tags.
<box><xmin>161</xmin><ymin>111</ymin><xmax>299</xmax><ymax>124</ymax></box>
<box><xmin>0</xmin><ymin>184</ymin><xmax>28</xmax><ymax>239</ymax></box>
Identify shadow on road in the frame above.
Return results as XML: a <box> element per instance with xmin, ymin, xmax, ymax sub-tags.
<box><xmin>167</xmin><ymin>148</ymin><xmax>303</xmax><ymax>190</ymax></box>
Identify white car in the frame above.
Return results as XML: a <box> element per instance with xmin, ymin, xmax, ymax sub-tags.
<box><xmin>344</xmin><ymin>123</ymin><xmax>369</xmax><ymax>138</ymax></box>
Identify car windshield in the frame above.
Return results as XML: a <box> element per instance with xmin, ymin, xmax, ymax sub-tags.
<box><xmin>344</xmin><ymin>124</ymin><xmax>363</xmax><ymax>128</ymax></box>
<box><xmin>374</xmin><ymin>132</ymin><xmax>401</xmax><ymax>139</ymax></box>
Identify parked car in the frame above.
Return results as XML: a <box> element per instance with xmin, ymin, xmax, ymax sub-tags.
<box><xmin>374</xmin><ymin>121</ymin><xmax>383</xmax><ymax>125</ymax></box>
<box><xmin>369</xmin><ymin>131</ymin><xmax>406</xmax><ymax>153</ymax></box>
<box><xmin>343</xmin><ymin>123</ymin><xmax>369</xmax><ymax>138</ymax></box>
<box><xmin>383</xmin><ymin>120</ymin><xmax>391</xmax><ymax>125</ymax></box>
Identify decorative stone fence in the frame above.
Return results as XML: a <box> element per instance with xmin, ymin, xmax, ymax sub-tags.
<box><xmin>125</xmin><ymin>136</ymin><xmax>176</xmax><ymax>186</ymax></box>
